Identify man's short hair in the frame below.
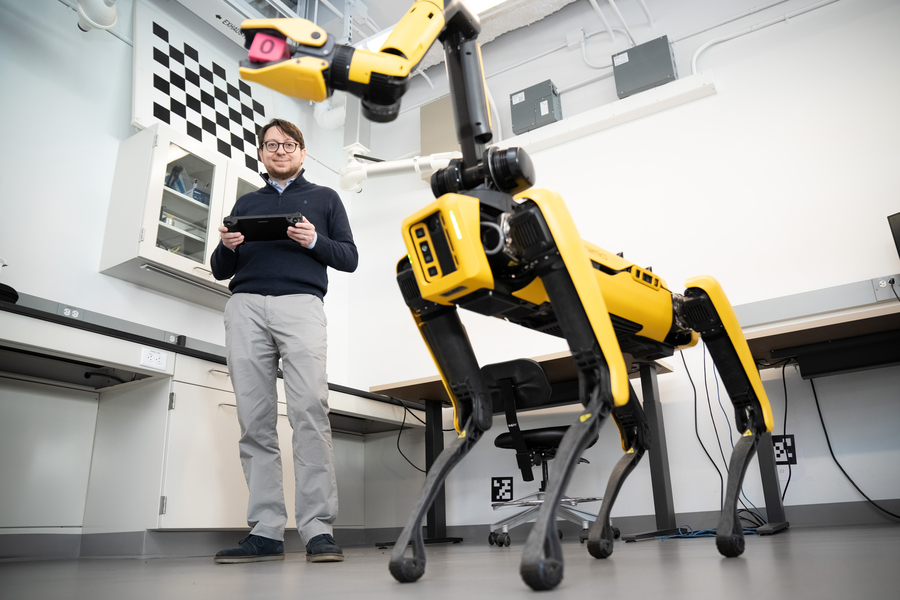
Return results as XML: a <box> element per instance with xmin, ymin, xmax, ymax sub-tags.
<box><xmin>258</xmin><ymin>118</ymin><xmax>305</xmax><ymax>150</ymax></box>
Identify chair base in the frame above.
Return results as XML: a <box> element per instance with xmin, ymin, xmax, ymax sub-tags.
<box><xmin>490</xmin><ymin>492</ymin><xmax>601</xmax><ymax>538</ymax></box>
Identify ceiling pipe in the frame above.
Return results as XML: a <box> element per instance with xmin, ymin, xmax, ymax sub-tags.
<box><xmin>605</xmin><ymin>0</ymin><xmax>636</xmax><ymax>46</ymax></box>
<box><xmin>338</xmin><ymin>152</ymin><xmax>461</xmax><ymax>193</ymax></box>
<box><xmin>314</xmin><ymin>92</ymin><xmax>347</xmax><ymax>130</ymax></box>
<box><xmin>587</xmin><ymin>0</ymin><xmax>614</xmax><ymax>42</ymax></box>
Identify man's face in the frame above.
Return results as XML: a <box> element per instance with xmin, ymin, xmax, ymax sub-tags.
<box><xmin>259</xmin><ymin>126</ymin><xmax>306</xmax><ymax>181</ymax></box>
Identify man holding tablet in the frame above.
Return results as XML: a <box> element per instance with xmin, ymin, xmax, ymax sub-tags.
<box><xmin>211</xmin><ymin>118</ymin><xmax>358</xmax><ymax>564</ymax></box>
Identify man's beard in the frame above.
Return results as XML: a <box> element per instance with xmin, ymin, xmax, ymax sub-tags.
<box><xmin>267</xmin><ymin>164</ymin><xmax>301</xmax><ymax>180</ymax></box>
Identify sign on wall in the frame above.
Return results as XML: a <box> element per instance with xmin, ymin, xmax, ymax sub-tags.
<box><xmin>133</xmin><ymin>0</ymin><xmax>275</xmax><ymax>173</ymax></box>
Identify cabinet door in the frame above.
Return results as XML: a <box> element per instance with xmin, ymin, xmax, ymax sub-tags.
<box><xmin>138</xmin><ymin>127</ymin><xmax>226</xmax><ymax>278</ymax></box>
<box><xmin>222</xmin><ymin>160</ymin><xmax>262</xmax><ymax>221</ymax></box>
<box><xmin>159</xmin><ymin>381</ymin><xmax>297</xmax><ymax>529</ymax></box>
<box><xmin>197</xmin><ymin>161</ymin><xmax>263</xmax><ymax>289</ymax></box>
<box><xmin>158</xmin><ymin>382</ymin><xmax>248</xmax><ymax>528</ymax></box>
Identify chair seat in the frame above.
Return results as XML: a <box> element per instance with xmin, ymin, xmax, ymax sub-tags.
<box><xmin>495</xmin><ymin>426</ymin><xmax>598</xmax><ymax>452</ymax></box>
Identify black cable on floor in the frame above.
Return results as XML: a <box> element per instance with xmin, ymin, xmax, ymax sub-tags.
<box><xmin>810</xmin><ymin>379</ymin><xmax>900</xmax><ymax>520</ymax></box>
<box><xmin>891</xmin><ymin>278</ymin><xmax>900</xmax><ymax>302</ymax></box>
<box><xmin>681</xmin><ymin>350</ymin><xmax>724</xmax><ymax>509</ymax></box>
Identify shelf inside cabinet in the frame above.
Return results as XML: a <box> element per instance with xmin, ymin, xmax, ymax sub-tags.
<box><xmin>161</xmin><ymin>188</ymin><xmax>211</xmax><ymax>225</ymax></box>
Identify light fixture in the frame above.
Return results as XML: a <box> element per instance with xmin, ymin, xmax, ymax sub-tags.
<box><xmin>76</xmin><ymin>0</ymin><xmax>118</xmax><ymax>32</ymax></box>
<box><xmin>358</xmin><ymin>0</ymin><xmax>512</xmax><ymax>52</ymax></box>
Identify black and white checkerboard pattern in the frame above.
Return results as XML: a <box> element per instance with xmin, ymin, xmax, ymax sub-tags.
<box><xmin>492</xmin><ymin>477</ymin><xmax>513</xmax><ymax>503</ymax></box>
<box><xmin>145</xmin><ymin>20</ymin><xmax>266</xmax><ymax>173</ymax></box>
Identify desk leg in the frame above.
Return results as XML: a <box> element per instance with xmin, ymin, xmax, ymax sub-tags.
<box><xmin>755</xmin><ymin>431</ymin><xmax>790</xmax><ymax>535</ymax></box>
<box><xmin>622</xmin><ymin>364</ymin><xmax>680</xmax><ymax>541</ymax></box>
<box><xmin>377</xmin><ymin>399</ymin><xmax>462</xmax><ymax>547</ymax></box>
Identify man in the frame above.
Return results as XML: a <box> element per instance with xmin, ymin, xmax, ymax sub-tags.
<box><xmin>211</xmin><ymin>118</ymin><xmax>358</xmax><ymax>564</ymax></box>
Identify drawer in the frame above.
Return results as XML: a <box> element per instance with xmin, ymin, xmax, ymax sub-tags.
<box><xmin>173</xmin><ymin>354</ymin><xmax>233</xmax><ymax>392</ymax></box>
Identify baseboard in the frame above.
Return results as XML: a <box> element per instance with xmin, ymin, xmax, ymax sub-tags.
<box><xmin>4</xmin><ymin>498</ymin><xmax>898</xmax><ymax>560</ymax></box>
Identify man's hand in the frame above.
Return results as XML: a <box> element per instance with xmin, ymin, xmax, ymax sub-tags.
<box><xmin>287</xmin><ymin>216</ymin><xmax>316</xmax><ymax>248</ymax></box>
<box><xmin>218</xmin><ymin>225</ymin><xmax>244</xmax><ymax>250</ymax></box>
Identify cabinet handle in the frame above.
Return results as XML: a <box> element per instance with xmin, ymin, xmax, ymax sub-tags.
<box><xmin>209</xmin><ymin>369</ymin><xmax>230</xmax><ymax>376</ymax></box>
<box><xmin>139</xmin><ymin>263</ymin><xmax>231</xmax><ymax>297</ymax></box>
<box><xmin>193</xmin><ymin>266</ymin><xmax>212</xmax><ymax>275</ymax></box>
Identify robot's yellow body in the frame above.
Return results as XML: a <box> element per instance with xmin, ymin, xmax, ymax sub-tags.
<box><xmin>239</xmin><ymin>1</ymin><xmax>774</xmax><ymax>590</ymax></box>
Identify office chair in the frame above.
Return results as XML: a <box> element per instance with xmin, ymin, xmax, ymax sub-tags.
<box><xmin>481</xmin><ymin>359</ymin><xmax>601</xmax><ymax>547</ymax></box>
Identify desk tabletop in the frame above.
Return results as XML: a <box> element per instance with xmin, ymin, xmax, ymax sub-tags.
<box><xmin>370</xmin><ymin>351</ymin><xmax>673</xmax><ymax>405</ymax></box>
<box><xmin>743</xmin><ymin>302</ymin><xmax>900</xmax><ymax>368</ymax></box>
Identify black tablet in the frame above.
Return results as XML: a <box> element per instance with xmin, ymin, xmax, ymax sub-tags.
<box><xmin>223</xmin><ymin>212</ymin><xmax>304</xmax><ymax>242</ymax></box>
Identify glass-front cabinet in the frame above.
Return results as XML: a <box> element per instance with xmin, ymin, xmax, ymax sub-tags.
<box><xmin>156</xmin><ymin>145</ymin><xmax>216</xmax><ymax>264</ymax></box>
<box><xmin>100</xmin><ymin>124</ymin><xmax>259</xmax><ymax>310</ymax></box>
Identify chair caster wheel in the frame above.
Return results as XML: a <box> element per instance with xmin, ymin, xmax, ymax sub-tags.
<box><xmin>488</xmin><ymin>531</ymin><xmax>497</xmax><ymax>546</ymax></box>
<box><xmin>579</xmin><ymin>528</ymin><xmax>589</xmax><ymax>544</ymax></box>
<box><xmin>557</xmin><ymin>529</ymin><xmax>563</xmax><ymax>540</ymax></box>
<box><xmin>613</xmin><ymin>526</ymin><xmax>621</xmax><ymax>539</ymax></box>
<box><xmin>497</xmin><ymin>533</ymin><xmax>511</xmax><ymax>547</ymax></box>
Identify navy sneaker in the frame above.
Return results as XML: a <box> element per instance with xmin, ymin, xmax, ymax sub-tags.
<box><xmin>306</xmin><ymin>533</ymin><xmax>344</xmax><ymax>563</ymax></box>
<box><xmin>214</xmin><ymin>534</ymin><xmax>285</xmax><ymax>564</ymax></box>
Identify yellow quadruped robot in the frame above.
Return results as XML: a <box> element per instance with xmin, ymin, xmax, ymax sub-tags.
<box><xmin>239</xmin><ymin>0</ymin><xmax>776</xmax><ymax>591</ymax></box>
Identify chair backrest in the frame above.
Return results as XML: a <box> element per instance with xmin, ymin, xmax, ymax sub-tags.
<box><xmin>481</xmin><ymin>359</ymin><xmax>553</xmax><ymax>482</ymax></box>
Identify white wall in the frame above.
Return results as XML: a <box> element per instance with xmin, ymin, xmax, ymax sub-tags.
<box><xmin>346</xmin><ymin>0</ymin><xmax>900</xmax><ymax>526</ymax></box>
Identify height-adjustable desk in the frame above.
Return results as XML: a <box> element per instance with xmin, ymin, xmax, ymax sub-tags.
<box><xmin>371</xmin><ymin>352</ymin><xmax>676</xmax><ymax>542</ymax></box>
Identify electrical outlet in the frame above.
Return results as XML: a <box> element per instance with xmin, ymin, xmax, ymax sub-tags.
<box><xmin>872</xmin><ymin>274</ymin><xmax>900</xmax><ymax>302</ymax></box>
<box><xmin>772</xmin><ymin>434</ymin><xmax>797</xmax><ymax>465</ymax></box>
<box><xmin>57</xmin><ymin>304</ymin><xmax>84</xmax><ymax>320</ymax></box>
<box><xmin>140</xmin><ymin>347</ymin><xmax>168</xmax><ymax>371</ymax></box>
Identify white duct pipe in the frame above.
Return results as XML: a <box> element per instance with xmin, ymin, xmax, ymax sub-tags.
<box><xmin>314</xmin><ymin>92</ymin><xmax>347</xmax><ymax>130</ymax></box>
<box><xmin>77</xmin><ymin>0</ymin><xmax>117</xmax><ymax>32</ymax></box>
<box><xmin>338</xmin><ymin>152</ymin><xmax>461</xmax><ymax>193</ymax></box>
<box><xmin>605</xmin><ymin>0</ymin><xmax>636</xmax><ymax>46</ymax></box>
<box><xmin>587</xmin><ymin>0</ymin><xmax>614</xmax><ymax>42</ymax></box>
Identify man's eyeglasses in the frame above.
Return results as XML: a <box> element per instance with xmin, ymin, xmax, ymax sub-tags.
<box><xmin>262</xmin><ymin>141</ymin><xmax>301</xmax><ymax>153</ymax></box>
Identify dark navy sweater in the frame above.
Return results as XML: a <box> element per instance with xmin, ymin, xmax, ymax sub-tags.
<box><xmin>210</xmin><ymin>170</ymin><xmax>358</xmax><ymax>299</ymax></box>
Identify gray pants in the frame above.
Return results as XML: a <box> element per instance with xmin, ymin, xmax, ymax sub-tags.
<box><xmin>224</xmin><ymin>293</ymin><xmax>337</xmax><ymax>544</ymax></box>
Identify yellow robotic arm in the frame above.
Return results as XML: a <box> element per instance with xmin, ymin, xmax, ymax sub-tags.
<box><xmin>239</xmin><ymin>0</ymin><xmax>477</xmax><ymax>123</ymax></box>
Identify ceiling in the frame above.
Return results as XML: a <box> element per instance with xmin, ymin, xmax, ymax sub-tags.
<box><xmin>238</xmin><ymin>0</ymin><xmax>580</xmax><ymax>56</ymax></box>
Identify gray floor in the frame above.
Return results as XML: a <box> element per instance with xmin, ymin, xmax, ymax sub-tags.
<box><xmin>1</xmin><ymin>524</ymin><xmax>898</xmax><ymax>599</ymax></box>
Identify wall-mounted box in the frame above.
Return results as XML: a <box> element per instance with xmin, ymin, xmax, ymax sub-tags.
<box><xmin>510</xmin><ymin>79</ymin><xmax>563</xmax><ymax>136</ymax></box>
<box><xmin>612</xmin><ymin>35</ymin><xmax>677</xmax><ymax>99</ymax></box>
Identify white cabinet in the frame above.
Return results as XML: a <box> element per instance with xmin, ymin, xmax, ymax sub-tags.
<box><xmin>158</xmin><ymin>381</ymin><xmax>249</xmax><ymax>528</ymax></box>
<box><xmin>157</xmin><ymin>356</ymin><xmax>299</xmax><ymax>529</ymax></box>
<box><xmin>100</xmin><ymin>123</ymin><xmax>259</xmax><ymax>310</ymax></box>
